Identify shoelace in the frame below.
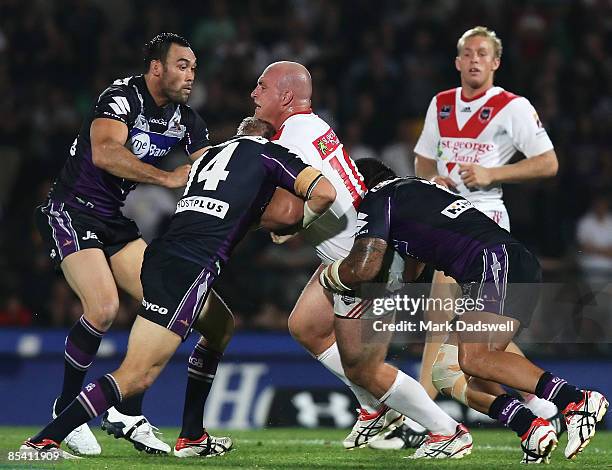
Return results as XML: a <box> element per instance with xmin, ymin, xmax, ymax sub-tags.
<box><xmin>133</xmin><ymin>419</ymin><xmax>163</xmax><ymax>438</ymax></box>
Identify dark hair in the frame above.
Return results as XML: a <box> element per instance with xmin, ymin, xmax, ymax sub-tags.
<box><xmin>236</xmin><ymin>117</ymin><xmax>276</xmax><ymax>139</ymax></box>
<box><xmin>355</xmin><ymin>158</ymin><xmax>397</xmax><ymax>189</ymax></box>
<box><xmin>143</xmin><ymin>33</ymin><xmax>191</xmax><ymax>72</ymax></box>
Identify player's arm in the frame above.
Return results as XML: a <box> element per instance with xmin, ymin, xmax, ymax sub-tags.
<box><xmin>189</xmin><ymin>146</ymin><xmax>212</xmax><ymax>162</ymax></box>
<box><xmin>484</xmin><ymin>149</ymin><xmax>557</xmax><ymax>184</ymax></box>
<box><xmin>320</xmin><ymin>189</ymin><xmax>390</xmax><ymax>292</ymax></box>
<box><xmin>294</xmin><ymin>167</ymin><xmax>336</xmax><ymax>227</ymax></box>
<box><xmin>460</xmin><ymin>98</ymin><xmax>558</xmax><ymax>187</ymax></box>
<box><xmin>263</xmin><ymin>142</ymin><xmax>336</xmax><ymax>234</ymax></box>
<box><xmin>414</xmin><ymin>97</ymin><xmax>456</xmax><ymax>189</ymax></box>
<box><xmin>459</xmin><ymin>149</ymin><xmax>558</xmax><ymax>187</ymax></box>
<box><xmin>184</xmin><ymin>109</ymin><xmax>212</xmax><ymax>162</ymax></box>
<box><xmin>320</xmin><ymin>237</ymin><xmax>388</xmax><ymax>293</ymax></box>
<box><xmin>415</xmin><ymin>154</ymin><xmax>457</xmax><ymax>189</ymax></box>
<box><xmin>260</xmin><ymin>188</ymin><xmax>304</xmax><ymax>232</ymax></box>
<box><xmin>90</xmin><ymin>118</ymin><xmax>190</xmax><ymax>188</ymax></box>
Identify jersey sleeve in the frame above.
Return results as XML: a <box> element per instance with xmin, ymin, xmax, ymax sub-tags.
<box><xmin>355</xmin><ymin>190</ymin><xmax>390</xmax><ymax>241</ymax></box>
<box><xmin>182</xmin><ymin>109</ymin><xmax>211</xmax><ymax>155</ymax></box>
<box><xmin>261</xmin><ymin>141</ymin><xmax>313</xmax><ymax>196</ymax></box>
<box><xmin>413</xmin><ymin>96</ymin><xmax>440</xmax><ymax>160</ymax></box>
<box><xmin>508</xmin><ymin>97</ymin><xmax>554</xmax><ymax>158</ymax></box>
<box><xmin>93</xmin><ymin>83</ymin><xmax>139</xmax><ymax>127</ymax></box>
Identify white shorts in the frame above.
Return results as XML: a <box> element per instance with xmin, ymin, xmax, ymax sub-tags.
<box><xmin>472</xmin><ymin>200</ymin><xmax>510</xmax><ymax>232</ymax></box>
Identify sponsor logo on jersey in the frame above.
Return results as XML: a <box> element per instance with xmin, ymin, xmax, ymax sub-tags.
<box><xmin>82</xmin><ymin>231</ymin><xmax>98</xmax><ymax>241</ymax></box>
<box><xmin>176</xmin><ymin>196</ymin><xmax>230</xmax><ymax>219</ymax></box>
<box><xmin>312</xmin><ymin>128</ymin><xmax>340</xmax><ymax>160</ymax></box>
<box><xmin>478</xmin><ymin>107</ymin><xmax>492</xmax><ymax>122</ymax></box>
<box><xmin>130</xmin><ymin>133</ymin><xmax>172</xmax><ymax>159</ymax></box>
<box><xmin>439</xmin><ymin>105</ymin><xmax>452</xmax><ymax>119</ymax></box>
<box><xmin>149</xmin><ymin>117</ymin><xmax>168</xmax><ymax>126</ymax></box>
<box><xmin>441</xmin><ymin>199</ymin><xmax>473</xmax><ymax>219</ymax></box>
<box><xmin>131</xmin><ymin>133</ymin><xmax>151</xmax><ymax>157</ymax></box>
<box><xmin>461</xmin><ymin>106</ymin><xmax>471</xmax><ymax>112</ymax></box>
<box><xmin>439</xmin><ymin>138</ymin><xmax>494</xmax><ymax>164</ymax></box>
<box><xmin>142</xmin><ymin>299</ymin><xmax>169</xmax><ymax>315</ymax></box>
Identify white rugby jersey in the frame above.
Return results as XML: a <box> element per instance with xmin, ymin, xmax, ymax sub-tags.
<box><xmin>272</xmin><ymin>111</ymin><xmax>367</xmax><ymax>263</ymax></box>
<box><xmin>414</xmin><ymin>86</ymin><xmax>554</xmax><ymax>204</ymax></box>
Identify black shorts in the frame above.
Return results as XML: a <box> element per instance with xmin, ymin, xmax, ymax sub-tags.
<box><xmin>138</xmin><ymin>241</ymin><xmax>217</xmax><ymax>341</ymax></box>
<box><xmin>34</xmin><ymin>199</ymin><xmax>141</xmax><ymax>267</ymax></box>
<box><xmin>459</xmin><ymin>243</ymin><xmax>542</xmax><ymax>327</ymax></box>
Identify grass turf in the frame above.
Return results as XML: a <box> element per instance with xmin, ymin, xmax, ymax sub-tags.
<box><xmin>0</xmin><ymin>427</ymin><xmax>610</xmax><ymax>469</ymax></box>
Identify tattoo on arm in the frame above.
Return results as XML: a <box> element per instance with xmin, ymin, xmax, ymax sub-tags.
<box><xmin>339</xmin><ymin>237</ymin><xmax>388</xmax><ymax>288</ymax></box>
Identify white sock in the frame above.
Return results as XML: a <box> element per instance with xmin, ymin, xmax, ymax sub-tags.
<box><xmin>381</xmin><ymin>370</ymin><xmax>457</xmax><ymax>435</ymax></box>
<box><xmin>316</xmin><ymin>342</ymin><xmax>382</xmax><ymax>413</ymax></box>
<box><xmin>404</xmin><ymin>416</ymin><xmax>427</xmax><ymax>433</ymax></box>
<box><xmin>523</xmin><ymin>394</ymin><xmax>558</xmax><ymax>419</ymax></box>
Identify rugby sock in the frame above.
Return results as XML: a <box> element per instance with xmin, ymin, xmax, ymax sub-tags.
<box><xmin>404</xmin><ymin>416</ymin><xmax>427</xmax><ymax>433</ymax></box>
<box><xmin>381</xmin><ymin>370</ymin><xmax>457</xmax><ymax>434</ymax></box>
<box><xmin>179</xmin><ymin>343</ymin><xmax>222</xmax><ymax>440</ymax></box>
<box><xmin>114</xmin><ymin>392</ymin><xmax>145</xmax><ymax>416</ymax></box>
<box><xmin>523</xmin><ymin>393</ymin><xmax>558</xmax><ymax>419</ymax></box>
<box><xmin>316</xmin><ymin>342</ymin><xmax>382</xmax><ymax>413</ymax></box>
<box><xmin>33</xmin><ymin>374</ymin><xmax>122</xmax><ymax>444</ymax></box>
<box><xmin>56</xmin><ymin>316</ymin><xmax>104</xmax><ymax>412</ymax></box>
<box><xmin>535</xmin><ymin>371</ymin><xmax>583</xmax><ymax>411</ymax></box>
<box><xmin>488</xmin><ymin>394</ymin><xmax>537</xmax><ymax>436</ymax></box>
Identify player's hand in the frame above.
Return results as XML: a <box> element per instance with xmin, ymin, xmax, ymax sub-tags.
<box><xmin>431</xmin><ymin>175</ymin><xmax>457</xmax><ymax>190</ymax></box>
<box><xmin>459</xmin><ymin>163</ymin><xmax>494</xmax><ymax>188</ymax></box>
<box><xmin>270</xmin><ymin>232</ymin><xmax>296</xmax><ymax>244</ymax></box>
<box><xmin>164</xmin><ymin>164</ymin><xmax>192</xmax><ymax>188</ymax></box>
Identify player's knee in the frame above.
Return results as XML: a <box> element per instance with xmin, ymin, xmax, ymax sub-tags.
<box><xmin>287</xmin><ymin>312</ymin><xmax>308</xmax><ymax>345</ymax></box>
<box><xmin>219</xmin><ymin>315</ymin><xmax>235</xmax><ymax>347</ymax></box>
<box><xmin>457</xmin><ymin>346</ymin><xmax>485</xmax><ymax>378</ymax></box>
<box><xmin>85</xmin><ymin>298</ymin><xmax>119</xmax><ymax>331</ymax></box>
<box><xmin>202</xmin><ymin>315</ymin><xmax>235</xmax><ymax>351</ymax></box>
<box><xmin>288</xmin><ymin>311</ymin><xmax>333</xmax><ymax>353</ymax></box>
<box><xmin>432</xmin><ymin>344</ymin><xmax>468</xmax><ymax>405</ymax></box>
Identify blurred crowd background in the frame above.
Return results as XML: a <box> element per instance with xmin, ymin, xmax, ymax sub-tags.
<box><xmin>0</xmin><ymin>0</ymin><xmax>610</xmax><ymax>356</ymax></box>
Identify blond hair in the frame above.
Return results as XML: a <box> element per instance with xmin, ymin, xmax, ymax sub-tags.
<box><xmin>457</xmin><ymin>26</ymin><xmax>502</xmax><ymax>58</ymax></box>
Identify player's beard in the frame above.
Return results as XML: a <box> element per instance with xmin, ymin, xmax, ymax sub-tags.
<box><xmin>165</xmin><ymin>86</ymin><xmax>190</xmax><ymax>105</ymax></box>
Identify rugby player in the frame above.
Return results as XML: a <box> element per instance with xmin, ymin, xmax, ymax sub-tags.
<box><xmin>20</xmin><ymin>118</ymin><xmax>337</xmax><ymax>459</ymax></box>
<box><xmin>33</xmin><ymin>32</ymin><xmax>231</xmax><ymax>455</ymax></box>
<box><xmin>249</xmin><ymin>62</ymin><xmax>472</xmax><ymax>453</ymax></box>
<box><xmin>378</xmin><ymin>25</ymin><xmax>563</xmax><ymax>449</ymax></box>
<box><xmin>320</xmin><ymin>159</ymin><xmax>608</xmax><ymax>463</ymax></box>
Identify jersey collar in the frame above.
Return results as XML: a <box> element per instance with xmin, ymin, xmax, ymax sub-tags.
<box><xmin>458</xmin><ymin>86</ymin><xmax>502</xmax><ymax>104</ymax></box>
<box><xmin>279</xmin><ymin>108</ymin><xmax>313</xmax><ymax>127</ymax></box>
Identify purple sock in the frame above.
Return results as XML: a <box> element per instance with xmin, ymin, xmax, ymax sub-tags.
<box><xmin>535</xmin><ymin>372</ymin><xmax>583</xmax><ymax>411</ymax></box>
<box><xmin>179</xmin><ymin>343</ymin><xmax>222</xmax><ymax>440</ymax></box>
<box><xmin>57</xmin><ymin>316</ymin><xmax>104</xmax><ymax>412</ymax></box>
<box><xmin>489</xmin><ymin>394</ymin><xmax>537</xmax><ymax>437</ymax></box>
<box><xmin>33</xmin><ymin>374</ymin><xmax>122</xmax><ymax>444</ymax></box>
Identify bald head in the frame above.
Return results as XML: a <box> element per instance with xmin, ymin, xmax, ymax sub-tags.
<box><xmin>265</xmin><ymin>61</ymin><xmax>312</xmax><ymax>101</ymax></box>
<box><xmin>251</xmin><ymin>61</ymin><xmax>313</xmax><ymax>129</ymax></box>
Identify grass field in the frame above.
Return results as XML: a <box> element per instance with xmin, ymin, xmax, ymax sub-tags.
<box><xmin>0</xmin><ymin>427</ymin><xmax>610</xmax><ymax>469</ymax></box>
